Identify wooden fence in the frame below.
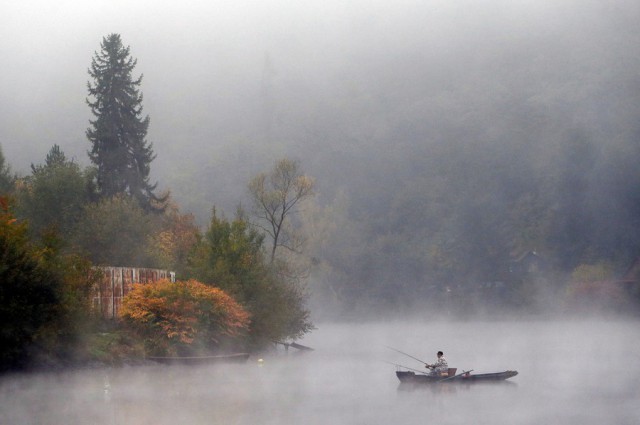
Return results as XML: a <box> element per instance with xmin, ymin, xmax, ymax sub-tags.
<box><xmin>92</xmin><ymin>266</ymin><xmax>175</xmax><ymax>319</ymax></box>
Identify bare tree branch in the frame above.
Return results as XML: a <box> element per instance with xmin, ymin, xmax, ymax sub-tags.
<box><xmin>248</xmin><ymin>158</ymin><xmax>315</xmax><ymax>263</ymax></box>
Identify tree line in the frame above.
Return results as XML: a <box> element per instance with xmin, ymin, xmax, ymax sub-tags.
<box><xmin>0</xmin><ymin>34</ymin><xmax>315</xmax><ymax>371</ymax></box>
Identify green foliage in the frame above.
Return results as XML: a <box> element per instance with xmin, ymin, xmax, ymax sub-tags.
<box><xmin>71</xmin><ymin>194</ymin><xmax>158</xmax><ymax>267</ymax></box>
<box><xmin>84</xmin><ymin>330</ymin><xmax>145</xmax><ymax>366</ymax></box>
<box><xmin>0</xmin><ymin>196</ymin><xmax>102</xmax><ymax>371</ymax></box>
<box><xmin>120</xmin><ymin>279</ymin><xmax>250</xmax><ymax>356</ymax></box>
<box><xmin>192</xmin><ymin>208</ymin><xmax>264</xmax><ymax>290</ymax></box>
<box><xmin>86</xmin><ymin>33</ymin><xmax>166</xmax><ymax>212</ymax></box>
<box><xmin>0</xmin><ymin>197</ymin><xmax>60</xmax><ymax>370</ymax></box>
<box><xmin>249</xmin><ymin>260</ymin><xmax>314</xmax><ymax>344</ymax></box>
<box><xmin>39</xmin><ymin>236</ymin><xmax>102</xmax><ymax>362</ymax></box>
<box><xmin>190</xmin><ymin>208</ymin><xmax>313</xmax><ymax>348</ymax></box>
<box><xmin>16</xmin><ymin>145</ymin><xmax>93</xmax><ymax>241</ymax></box>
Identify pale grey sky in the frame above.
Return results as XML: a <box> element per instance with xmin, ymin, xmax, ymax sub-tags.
<box><xmin>2</xmin><ymin>0</ymin><xmax>638</xmax><ymax>222</ymax></box>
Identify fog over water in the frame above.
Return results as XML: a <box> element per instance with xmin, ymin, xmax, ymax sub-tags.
<box><xmin>1</xmin><ymin>319</ymin><xmax>638</xmax><ymax>424</ymax></box>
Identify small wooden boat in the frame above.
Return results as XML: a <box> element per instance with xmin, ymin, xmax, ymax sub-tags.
<box><xmin>148</xmin><ymin>353</ymin><xmax>250</xmax><ymax>365</ymax></box>
<box><xmin>396</xmin><ymin>368</ymin><xmax>517</xmax><ymax>384</ymax></box>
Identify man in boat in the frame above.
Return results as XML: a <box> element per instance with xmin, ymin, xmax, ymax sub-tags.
<box><xmin>426</xmin><ymin>351</ymin><xmax>448</xmax><ymax>375</ymax></box>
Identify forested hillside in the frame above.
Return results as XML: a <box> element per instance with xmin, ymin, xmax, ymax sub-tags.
<box><xmin>146</xmin><ymin>2</ymin><xmax>640</xmax><ymax>315</ymax></box>
<box><xmin>2</xmin><ymin>1</ymin><xmax>640</xmax><ymax>318</ymax></box>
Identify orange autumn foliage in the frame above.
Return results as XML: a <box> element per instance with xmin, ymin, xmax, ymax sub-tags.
<box><xmin>121</xmin><ymin>279</ymin><xmax>250</xmax><ymax>355</ymax></box>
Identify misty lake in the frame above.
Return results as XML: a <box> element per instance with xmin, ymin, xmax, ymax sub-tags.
<box><xmin>1</xmin><ymin>319</ymin><xmax>638</xmax><ymax>425</ymax></box>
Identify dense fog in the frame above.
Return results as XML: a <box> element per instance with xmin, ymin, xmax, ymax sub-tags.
<box><xmin>4</xmin><ymin>1</ymin><xmax>639</xmax><ymax>212</ymax></box>
<box><xmin>1</xmin><ymin>320</ymin><xmax>639</xmax><ymax>424</ymax></box>
<box><xmin>3</xmin><ymin>1</ymin><xmax>640</xmax><ymax>316</ymax></box>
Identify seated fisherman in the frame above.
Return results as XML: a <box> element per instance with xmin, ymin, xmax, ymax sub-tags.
<box><xmin>425</xmin><ymin>351</ymin><xmax>448</xmax><ymax>375</ymax></box>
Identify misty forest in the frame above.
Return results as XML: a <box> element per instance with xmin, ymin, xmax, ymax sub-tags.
<box><xmin>2</xmin><ymin>0</ymin><xmax>640</xmax><ymax>375</ymax></box>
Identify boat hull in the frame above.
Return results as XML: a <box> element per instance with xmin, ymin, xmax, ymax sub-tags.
<box><xmin>396</xmin><ymin>370</ymin><xmax>517</xmax><ymax>384</ymax></box>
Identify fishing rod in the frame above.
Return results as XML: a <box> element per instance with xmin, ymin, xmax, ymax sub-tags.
<box><xmin>382</xmin><ymin>360</ymin><xmax>429</xmax><ymax>375</ymax></box>
<box><xmin>384</xmin><ymin>345</ymin><xmax>429</xmax><ymax>365</ymax></box>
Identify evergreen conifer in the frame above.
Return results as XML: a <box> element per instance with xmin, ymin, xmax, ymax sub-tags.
<box><xmin>86</xmin><ymin>34</ymin><xmax>166</xmax><ymax>211</ymax></box>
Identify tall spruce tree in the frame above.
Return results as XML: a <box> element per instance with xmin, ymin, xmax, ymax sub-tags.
<box><xmin>86</xmin><ymin>34</ymin><xmax>166</xmax><ymax>211</ymax></box>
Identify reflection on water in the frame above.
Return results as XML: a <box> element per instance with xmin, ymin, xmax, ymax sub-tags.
<box><xmin>0</xmin><ymin>319</ymin><xmax>639</xmax><ymax>424</ymax></box>
<box><xmin>397</xmin><ymin>379</ymin><xmax>519</xmax><ymax>395</ymax></box>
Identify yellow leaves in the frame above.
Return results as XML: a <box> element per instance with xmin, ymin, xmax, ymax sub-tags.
<box><xmin>149</xmin><ymin>204</ymin><xmax>200</xmax><ymax>269</ymax></box>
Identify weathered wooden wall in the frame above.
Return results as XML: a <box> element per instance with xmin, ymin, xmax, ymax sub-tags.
<box><xmin>92</xmin><ymin>267</ymin><xmax>175</xmax><ymax>319</ymax></box>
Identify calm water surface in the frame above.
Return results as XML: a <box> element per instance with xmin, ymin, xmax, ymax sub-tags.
<box><xmin>1</xmin><ymin>319</ymin><xmax>639</xmax><ymax>424</ymax></box>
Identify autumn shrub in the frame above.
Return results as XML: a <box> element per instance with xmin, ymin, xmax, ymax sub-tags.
<box><xmin>120</xmin><ymin>279</ymin><xmax>250</xmax><ymax>356</ymax></box>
